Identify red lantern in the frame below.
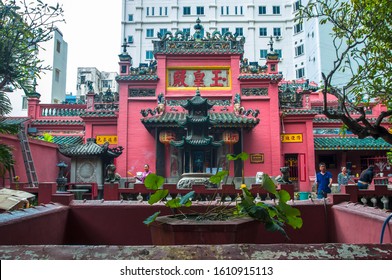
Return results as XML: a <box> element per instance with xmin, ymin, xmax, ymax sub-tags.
<box><xmin>223</xmin><ymin>131</ymin><xmax>239</xmax><ymax>145</ymax></box>
<box><xmin>159</xmin><ymin>131</ymin><xmax>176</xmax><ymax>145</ymax></box>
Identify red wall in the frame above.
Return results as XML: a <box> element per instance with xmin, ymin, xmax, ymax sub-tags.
<box><xmin>0</xmin><ymin>201</ymin><xmax>391</xmax><ymax>245</ymax></box>
<box><xmin>1</xmin><ymin>134</ymin><xmax>60</xmax><ymax>184</ymax></box>
<box><xmin>330</xmin><ymin>202</ymin><xmax>392</xmax><ymax>244</ymax></box>
<box><xmin>0</xmin><ymin>204</ymin><xmax>68</xmax><ymax>245</ymax></box>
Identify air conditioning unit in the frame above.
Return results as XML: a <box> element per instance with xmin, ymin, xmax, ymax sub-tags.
<box><xmin>275</xmin><ymin>36</ymin><xmax>283</xmax><ymax>41</ymax></box>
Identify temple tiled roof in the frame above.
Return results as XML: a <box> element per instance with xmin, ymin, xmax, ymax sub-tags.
<box><xmin>116</xmin><ymin>75</ymin><xmax>159</xmax><ymax>81</ymax></box>
<box><xmin>31</xmin><ymin>119</ymin><xmax>84</xmax><ymax>125</ymax></box>
<box><xmin>154</xmin><ymin>49</ymin><xmax>244</xmax><ymax>55</ymax></box>
<box><xmin>238</xmin><ymin>74</ymin><xmax>283</xmax><ymax>80</ymax></box>
<box><xmin>37</xmin><ymin>135</ymin><xmax>83</xmax><ymax>146</ymax></box>
<box><xmin>79</xmin><ymin>111</ymin><xmax>117</xmax><ymax>118</ymax></box>
<box><xmin>283</xmin><ymin>109</ymin><xmax>318</xmax><ymax>115</ymax></box>
<box><xmin>141</xmin><ymin>112</ymin><xmax>259</xmax><ymax>128</ymax></box>
<box><xmin>313</xmin><ymin>117</ymin><xmax>390</xmax><ymax>124</ymax></box>
<box><xmin>59</xmin><ymin>138</ymin><xmax>123</xmax><ymax>158</ymax></box>
<box><xmin>0</xmin><ymin>117</ymin><xmax>29</xmax><ymax>126</ymax></box>
<box><xmin>314</xmin><ymin>137</ymin><xmax>392</xmax><ymax>150</ymax></box>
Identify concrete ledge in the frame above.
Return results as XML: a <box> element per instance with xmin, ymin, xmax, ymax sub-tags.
<box><xmin>0</xmin><ymin>243</ymin><xmax>391</xmax><ymax>260</ymax></box>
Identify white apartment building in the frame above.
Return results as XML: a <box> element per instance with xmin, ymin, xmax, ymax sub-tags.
<box><xmin>121</xmin><ymin>0</ymin><xmax>346</xmax><ymax>86</ymax></box>
<box><xmin>8</xmin><ymin>28</ymin><xmax>68</xmax><ymax>116</ymax></box>
<box><xmin>76</xmin><ymin>67</ymin><xmax>119</xmax><ymax>101</ymax></box>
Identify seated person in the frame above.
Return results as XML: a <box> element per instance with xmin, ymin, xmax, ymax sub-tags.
<box><xmin>357</xmin><ymin>165</ymin><xmax>374</xmax><ymax>189</ymax></box>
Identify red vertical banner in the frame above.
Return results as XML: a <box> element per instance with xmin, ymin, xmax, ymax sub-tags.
<box><xmin>299</xmin><ymin>153</ymin><xmax>306</xmax><ymax>182</ymax></box>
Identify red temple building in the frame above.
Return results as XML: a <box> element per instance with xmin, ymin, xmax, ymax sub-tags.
<box><xmin>1</xmin><ymin>19</ymin><xmax>392</xmax><ymax>193</ymax></box>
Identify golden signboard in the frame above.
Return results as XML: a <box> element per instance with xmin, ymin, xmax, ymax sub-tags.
<box><xmin>167</xmin><ymin>67</ymin><xmax>231</xmax><ymax>90</ymax></box>
<box><xmin>96</xmin><ymin>135</ymin><xmax>118</xmax><ymax>145</ymax></box>
<box><xmin>281</xmin><ymin>133</ymin><xmax>303</xmax><ymax>143</ymax></box>
<box><xmin>250</xmin><ymin>153</ymin><xmax>264</xmax><ymax>164</ymax></box>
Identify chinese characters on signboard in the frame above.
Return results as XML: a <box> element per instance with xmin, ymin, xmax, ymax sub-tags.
<box><xmin>250</xmin><ymin>153</ymin><xmax>264</xmax><ymax>164</ymax></box>
<box><xmin>168</xmin><ymin>68</ymin><xmax>230</xmax><ymax>88</ymax></box>
<box><xmin>96</xmin><ymin>135</ymin><xmax>118</xmax><ymax>145</ymax></box>
<box><xmin>280</xmin><ymin>133</ymin><xmax>303</xmax><ymax>143</ymax></box>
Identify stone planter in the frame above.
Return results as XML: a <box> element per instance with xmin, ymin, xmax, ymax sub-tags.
<box><xmin>150</xmin><ymin>215</ymin><xmax>259</xmax><ymax>245</ymax></box>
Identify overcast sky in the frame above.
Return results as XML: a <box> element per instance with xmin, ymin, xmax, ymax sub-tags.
<box><xmin>45</xmin><ymin>0</ymin><xmax>122</xmax><ymax>94</ymax></box>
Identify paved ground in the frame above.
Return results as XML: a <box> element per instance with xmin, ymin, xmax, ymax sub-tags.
<box><xmin>1</xmin><ymin>243</ymin><xmax>391</xmax><ymax>259</ymax></box>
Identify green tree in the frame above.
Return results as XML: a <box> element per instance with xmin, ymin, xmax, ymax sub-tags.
<box><xmin>0</xmin><ymin>91</ymin><xmax>18</xmax><ymax>176</ymax></box>
<box><xmin>0</xmin><ymin>0</ymin><xmax>65</xmax><ymax>94</ymax></box>
<box><xmin>298</xmin><ymin>0</ymin><xmax>392</xmax><ymax>143</ymax></box>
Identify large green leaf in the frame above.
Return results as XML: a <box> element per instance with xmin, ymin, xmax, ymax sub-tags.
<box><xmin>143</xmin><ymin>211</ymin><xmax>160</xmax><ymax>225</ymax></box>
<box><xmin>209</xmin><ymin>170</ymin><xmax>228</xmax><ymax>184</ymax></box>
<box><xmin>226</xmin><ymin>152</ymin><xmax>249</xmax><ymax>161</ymax></box>
<box><xmin>148</xmin><ymin>189</ymin><xmax>168</xmax><ymax>205</ymax></box>
<box><xmin>144</xmin><ymin>173</ymin><xmax>165</xmax><ymax>190</ymax></box>
<box><xmin>260</xmin><ymin>174</ymin><xmax>277</xmax><ymax>195</ymax></box>
<box><xmin>180</xmin><ymin>191</ymin><xmax>195</xmax><ymax>205</ymax></box>
<box><xmin>166</xmin><ymin>198</ymin><xmax>182</xmax><ymax>208</ymax></box>
<box><xmin>277</xmin><ymin>189</ymin><xmax>291</xmax><ymax>203</ymax></box>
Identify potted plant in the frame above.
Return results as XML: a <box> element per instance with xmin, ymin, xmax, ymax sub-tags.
<box><xmin>375</xmin><ymin>161</ymin><xmax>388</xmax><ymax>177</ymax></box>
<box><xmin>143</xmin><ymin>152</ymin><xmax>303</xmax><ymax>245</ymax></box>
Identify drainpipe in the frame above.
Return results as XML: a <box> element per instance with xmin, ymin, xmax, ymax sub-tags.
<box><xmin>380</xmin><ymin>213</ymin><xmax>392</xmax><ymax>244</ymax></box>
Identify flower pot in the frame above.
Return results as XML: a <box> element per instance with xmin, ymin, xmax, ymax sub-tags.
<box><xmin>150</xmin><ymin>215</ymin><xmax>259</xmax><ymax>245</ymax></box>
<box><xmin>298</xmin><ymin>192</ymin><xmax>310</xmax><ymax>200</ymax></box>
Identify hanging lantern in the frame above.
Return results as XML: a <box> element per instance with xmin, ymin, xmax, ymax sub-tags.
<box><xmin>159</xmin><ymin>130</ymin><xmax>176</xmax><ymax>145</ymax></box>
<box><xmin>223</xmin><ymin>130</ymin><xmax>239</xmax><ymax>145</ymax></box>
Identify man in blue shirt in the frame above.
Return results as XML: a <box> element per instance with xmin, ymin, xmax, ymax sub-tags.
<box><xmin>316</xmin><ymin>162</ymin><xmax>332</xmax><ymax>199</ymax></box>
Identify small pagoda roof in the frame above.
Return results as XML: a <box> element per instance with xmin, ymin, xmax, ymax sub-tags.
<box><xmin>141</xmin><ymin>112</ymin><xmax>259</xmax><ymax>129</ymax></box>
<box><xmin>171</xmin><ymin>136</ymin><xmax>223</xmax><ymax>148</ymax></box>
<box><xmin>181</xmin><ymin>89</ymin><xmax>214</xmax><ymax>110</ymax></box>
<box><xmin>58</xmin><ymin>138</ymin><xmax>123</xmax><ymax>158</ymax></box>
<box><xmin>314</xmin><ymin>137</ymin><xmax>392</xmax><ymax>150</ymax></box>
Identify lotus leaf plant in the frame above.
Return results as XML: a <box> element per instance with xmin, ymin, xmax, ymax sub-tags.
<box><xmin>144</xmin><ymin>152</ymin><xmax>303</xmax><ymax>238</ymax></box>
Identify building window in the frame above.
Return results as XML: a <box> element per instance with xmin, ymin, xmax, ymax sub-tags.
<box><xmin>222</xmin><ymin>27</ymin><xmax>229</xmax><ymax>34</ymax></box>
<box><xmin>258</xmin><ymin>6</ymin><xmax>266</xmax><ymax>15</ymax></box>
<box><xmin>146</xmin><ymin>7</ymin><xmax>149</xmax><ymax>16</ymax></box>
<box><xmin>102</xmin><ymin>80</ymin><xmax>112</xmax><ymax>88</ymax></box>
<box><xmin>235</xmin><ymin>27</ymin><xmax>243</xmax><ymax>36</ymax></box>
<box><xmin>296</xmin><ymin>67</ymin><xmax>305</xmax><ymax>78</ymax></box>
<box><xmin>196</xmin><ymin>6</ymin><xmax>204</xmax><ymax>15</ymax></box>
<box><xmin>56</xmin><ymin>40</ymin><xmax>61</xmax><ymax>53</ymax></box>
<box><xmin>165</xmin><ymin>7</ymin><xmax>168</xmax><ymax>15</ymax></box>
<box><xmin>121</xmin><ymin>65</ymin><xmax>127</xmax><ymax>74</ymax></box>
<box><xmin>272</xmin><ymin>6</ymin><xmax>280</xmax><ymax>15</ymax></box>
<box><xmin>235</xmin><ymin>6</ymin><xmax>243</xmax><ymax>15</ymax></box>
<box><xmin>80</xmin><ymin>75</ymin><xmax>86</xmax><ymax>84</ymax></box>
<box><xmin>55</xmin><ymin>69</ymin><xmax>60</xmax><ymax>82</ymax></box>
<box><xmin>273</xmin><ymin>27</ymin><xmax>281</xmax><ymax>37</ymax></box>
<box><xmin>159</xmin><ymin>7</ymin><xmax>163</xmax><ymax>16</ymax></box>
<box><xmin>159</xmin><ymin>28</ymin><xmax>167</xmax><ymax>36</ymax></box>
<box><xmin>22</xmin><ymin>96</ymin><xmax>28</xmax><ymax>110</ymax></box>
<box><xmin>183</xmin><ymin>6</ymin><xmax>191</xmax><ymax>15</ymax></box>
<box><xmin>275</xmin><ymin>49</ymin><xmax>282</xmax><ymax>59</ymax></box>
<box><xmin>220</xmin><ymin>6</ymin><xmax>224</xmax><ymax>15</ymax></box>
<box><xmin>293</xmin><ymin>0</ymin><xmax>301</xmax><ymax>12</ymax></box>
<box><xmin>127</xmin><ymin>35</ymin><xmax>134</xmax><ymax>43</ymax></box>
<box><xmin>146</xmin><ymin>50</ymin><xmax>153</xmax><ymax>60</ymax></box>
<box><xmin>259</xmin><ymin>27</ymin><xmax>267</xmax><ymax>36</ymax></box>
<box><xmin>146</xmin><ymin>28</ymin><xmax>154</xmax><ymax>38</ymax></box>
<box><xmin>183</xmin><ymin>28</ymin><xmax>190</xmax><ymax>36</ymax></box>
<box><xmin>294</xmin><ymin>23</ymin><xmax>303</xmax><ymax>34</ymax></box>
<box><xmin>295</xmin><ymin>44</ymin><xmax>304</xmax><ymax>56</ymax></box>
<box><xmin>128</xmin><ymin>14</ymin><xmax>134</xmax><ymax>21</ymax></box>
<box><xmin>260</xmin><ymin>49</ymin><xmax>268</xmax><ymax>59</ymax></box>
<box><xmin>151</xmin><ymin>7</ymin><xmax>155</xmax><ymax>16</ymax></box>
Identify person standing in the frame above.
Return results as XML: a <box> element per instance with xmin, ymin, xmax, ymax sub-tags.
<box><xmin>137</xmin><ymin>164</ymin><xmax>152</xmax><ymax>183</ymax></box>
<box><xmin>337</xmin><ymin>166</ymin><xmax>354</xmax><ymax>192</ymax></box>
<box><xmin>316</xmin><ymin>162</ymin><xmax>333</xmax><ymax>199</ymax></box>
<box><xmin>357</xmin><ymin>165</ymin><xmax>375</xmax><ymax>189</ymax></box>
